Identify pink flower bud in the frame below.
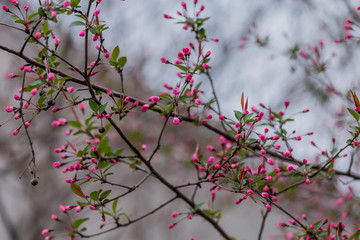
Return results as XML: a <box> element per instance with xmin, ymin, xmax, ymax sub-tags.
<box><xmin>284</xmin><ymin>99</ymin><xmax>290</xmax><ymax>107</ymax></box>
<box><xmin>78</xmin><ymin>102</ymin><xmax>85</xmax><ymax>110</ymax></box>
<box><xmin>31</xmin><ymin>88</ymin><xmax>38</xmax><ymax>95</ymax></box>
<box><xmin>172</xmin><ymin>211</ymin><xmax>179</xmax><ymax>218</ymax></box>
<box><xmin>23</xmin><ymin>66</ymin><xmax>31</xmax><ymax>72</ymax></box>
<box><xmin>64</xmin><ymin>1</ymin><xmax>70</xmax><ymax>7</ymax></box>
<box><xmin>163</xmin><ymin>14</ymin><xmax>171</xmax><ymax>19</ymax></box>
<box><xmin>2</xmin><ymin>5</ymin><xmax>9</xmax><ymax>12</ymax></box>
<box><xmin>48</xmin><ymin>73</ymin><xmax>54</xmax><ymax>81</ymax></box>
<box><xmin>66</xmin><ymin>87</ymin><xmax>74</xmax><ymax>93</ymax></box>
<box><xmin>53</xmin><ymin>162</ymin><xmax>61</xmax><ymax>168</ymax></box>
<box><xmin>34</xmin><ymin>32</ymin><xmax>41</xmax><ymax>39</ymax></box>
<box><xmin>265</xmin><ymin>204</ymin><xmax>271</xmax><ymax>211</ymax></box>
<box><xmin>55</xmin><ymin>38</ymin><xmax>61</xmax><ymax>45</ymax></box>
<box><xmin>5</xmin><ymin>106</ymin><xmax>14</xmax><ymax>112</ymax></box>
<box><xmin>41</xmin><ymin>229</ymin><xmax>50</xmax><ymax>236</ymax></box>
<box><xmin>93</xmin><ymin>9</ymin><xmax>100</xmax><ymax>16</ymax></box>
<box><xmin>185</xmin><ymin>73</ymin><xmax>192</xmax><ymax>81</ymax></box>
<box><xmin>173</xmin><ymin>117</ymin><xmax>180</xmax><ymax>125</ymax></box>
<box><xmin>75</xmin><ymin>206</ymin><xmax>82</xmax><ymax>213</ymax></box>
<box><xmin>79</xmin><ymin>31</ymin><xmax>85</xmax><ymax>37</ymax></box>
<box><xmin>51</xmin><ymin>11</ymin><xmax>57</xmax><ymax>18</ymax></box>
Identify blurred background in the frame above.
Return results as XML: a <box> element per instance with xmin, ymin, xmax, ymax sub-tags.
<box><xmin>1</xmin><ymin>0</ymin><xmax>360</xmax><ymax>239</ymax></box>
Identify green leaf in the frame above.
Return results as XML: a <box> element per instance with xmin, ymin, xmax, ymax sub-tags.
<box><xmin>112</xmin><ymin>46</ymin><xmax>120</xmax><ymax>61</ymax></box>
<box><xmin>70</xmin><ymin>183</ymin><xmax>85</xmax><ymax>198</ymax></box>
<box><xmin>71</xmin><ymin>0</ymin><xmax>81</xmax><ymax>8</ymax></box>
<box><xmin>99</xmin><ymin>102</ymin><xmax>108</xmax><ymax>114</ymax></box>
<box><xmin>173</xmin><ymin>64</ymin><xmax>188</xmax><ymax>72</ymax></box>
<box><xmin>118</xmin><ymin>56</ymin><xmax>127</xmax><ymax>67</ymax></box>
<box><xmin>347</xmin><ymin>108</ymin><xmax>360</xmax><ymax>122</ymax></box>
<box><xmin>112</xmin><ymin>199</ymin><xmax>118</xmax><ymax>213</ymax></box>
<box><xmin>193</xmin><ymin>202</ymin><xmax>205</xmax><ymax>211</ymax></box>
<box><xmin>89</xmin><ymin>99</ymin><xmax>99</xmax><ymax>112</ymax></box>
<box><xmin>28</xmin><ymin>12</ymin><xmax>38</xmax><ymax>20</ymax></box>
<box><xmin>42</xmin><ymin>21</ymin><xmax>49</xmax><ymax>35</ymax></box>
<box><xmin>69</xmin><ymin>21</ymin><xmax>86</xmax><ymax>27</ymax></box>
<box><xmin>73</xmin><ymin>218</ymin><xmax>89</xmax><ymax>229</ymax></box>
<box><xmin>99</xmin><ymin>190</ymin><xmax>111</xmax><ymax>201</ymax></box>
<box><xmin>90</xmin><ymin>190</ymin><xmax>101</xmax><ymax>201</ymax></box>
<box><xmin>28</xmin><ymin>79</ymin><xmax>46</xmax><ymax>86</ymax></box>
<box><xmin>178</xmin><ymin>96</ymin><xmax>193</xmax><ymax>101</ymax></box>
<box><xmin>68</xmin><ymin>121</ymin><xmax>82</xmax><ymax>129</ymax></box>
<box><xmin>234</xmin><ymin>110</ymin><xmax>242</xmax><ymax>121</ymax></box>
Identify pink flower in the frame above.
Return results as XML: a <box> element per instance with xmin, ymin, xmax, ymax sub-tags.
<box><xmin>64</xmin><ymin>1</ymin><xmax>70</xmax><ymax>7</ymax></box>
<box><xmin>23</xmin><ymin>66</ymin><xmax>32</xmax><ymax>72</ymax></box>
<box><xmin>2</xmin><ymin>5</ymin><xmax>9</xmax><ymax>12</ymax></box>
<box><xmin>67</xmin><ymin>87</ymin><xmax>74</xmax><ymax>93</ymax></box>
<box><xmin>183</xmin><ymin>48</ymin><xmax>191</xmax><ymax>55</ymax></box>
<box><xmin>194</xmin><ymin>99</ymin><xmax>201</xmax><ymax>105</ymax></box>
<box><xmin>34</xmin><ymin>32</ymin><xmax>41</xmax><ymax>39</ymax></box>
<box><xmin>344</xmin><ymin>23</ymin><xmax>352</xmax><ymax>30</ymax></box>
<box><xmin>78</xmin><ymin>102</ymin><xmax>85</xmax><ymax>110</ymax></box>
<box><xmin>59</xmin><ymin>205</ymin><xmax>66</xmax><ymax>212</ymax></box>
<box><xmin>265</xmin><ymin>204</ymin><xmax>271</xmax><ymax>211</ymax></box>
<box><xmin>93</xmin><ymin>9</ymin><xmax>100</xmax><ymax>16</ymax></box>
<box><xmin>53</xmin><ymin>162</ymin><xmax>61</xmax><ymax>168</ymax></box>
<box><xmin>284</xmin><ymin>99</ymin><xmax>290</xmax><ymax>107</ymax></box>
<box><xmin>208</xmin><ymin>156</ymin><xmax>215</xmax><ymax>164</ymax></box>
<box><xmin>345</xmin><ymin>33</ymin><xmax>352</xmax><ymax>39</ymax></box>
<box><xmin>48</xmin><ymin>73</ymin><xmax>54</xmax><ymax>81</ymax></box>
<box><xmin>181</xmin><ymin>1</ymin><xmax>186</xmax><ymax>9</ymax></box>
<box><xmin>75</xmin><ymin>206</ymin><xmax>82</xmax><ymax>213</ymax></box>
<box><xmin>91</xmin><ymin>145</ymin><xmax>97</xmax><ymax>152</ymax></box>
<box><xmin>5</xmin><ymin>106</ymin><xmax>14</xmax><ymax>112</ymax></box>
<box><xmin>41</xmin><ymin>229</ymin><xmax>50</xmax><ymax>236</ymax></box>
<box><xmin>173</xmin><ymin>117</ymin><xmax>180</xmax><ymax>125</ymax></box>
<box><xmin>51</xmin><ymin>121</ymin><xmax>59</xmax><ymax>127</ymax></box>
<box><xmin>185</xmin><ymin>73</ymin><xmax>192</xmax><ymax>81</ymax></box>
<box><xmin>31</xmin><ymin>88</ymin><xmax>38</xmax><ymax>95</ymax></box>
<box><xmin>55</xmin><ymin>38</ymin><xmax>61</xmax><ymax>45</ymax></box>
<box><xmin>172</xmin><ymin>211</ymin><xmax>179</xmax><ymax>218</ymax></box>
